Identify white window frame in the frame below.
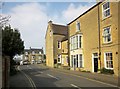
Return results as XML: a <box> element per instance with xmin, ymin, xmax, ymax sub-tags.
<box><xmin>39</xmin><ymin>56</ymin><xmax>42</xmax><ymax>60</ymax></box>
<box><xmin>104</xmin><ymin>52</ymin><xmax>113</xmax><ymax>70</ymax></box>
<box><xmin>102</xmin><ymin>2</ymin><xmax>110</xmax><ymax>19</ymax></box>
<box><xmin>103</xmin><ymin>27</ymin><xmax>112</xmax><ymax>43</ymax></box>
<box><xmin>79</xmin><ymin>54</ymin><xmax>83</xmax><ymax>68</ymax></box>
<box><xmin>70</xmin><ymin>34</ymin><xmax>82</xmax><ymax>50</ymax></box>
<box><xmin>39</xmin><ymin>51</ymin><xmax>41</xmax><ymax>54</ymax></box>
<box><xmin>58</xmin><ymin>41</ymin><xmax>61</xmax><ymax>49</ymax></box>
<box><xmin>32</xmin><ymin>51</ymin><xmax>35</xmax><ymax>55</ymax></box>
<box><xmin>25</xmin><ymin>52</ymin><xmax>28</xmax><ymax>55</ymax></box>
<box><xmin>76</xmin><ymin>21</ymin><xmax>80</xmax><ymax>31</ymax></box>
<box><xmin>58</xmin><ymin>55</ymin><xmax>61</xmax><ymax>63</ymax></box>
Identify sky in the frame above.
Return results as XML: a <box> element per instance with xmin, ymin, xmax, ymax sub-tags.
<box><xmin>2</xmin><ymin>1</ymin><xmax>97</xmax><ymax>52</ymax></box>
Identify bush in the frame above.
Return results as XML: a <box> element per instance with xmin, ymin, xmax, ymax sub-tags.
<box><xmin>100</xmin><ymin>68</ymin><xmax>114</xmax><ymax>74</ymax></box>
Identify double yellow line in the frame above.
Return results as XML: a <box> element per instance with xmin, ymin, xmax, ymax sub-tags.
<box><xmin>18</xmin><ymin>66</ymin><xmax>37</xmax><ymax>89</ymax></box>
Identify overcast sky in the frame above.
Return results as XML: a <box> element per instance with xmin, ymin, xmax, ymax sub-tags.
<box><xmin>2</xmin><ymin>1</ymin><xmax>96</xmax><ymax>52</ymax></box>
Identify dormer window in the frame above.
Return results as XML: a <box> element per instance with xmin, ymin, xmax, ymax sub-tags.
<box><xmin>76</xmin><ymin>21</ymin><xmax>80</xmax><ymax>31</ymax></box>
<box><xmin>102</xmin><ymin>2</ymin><xmax>110</xmax><ymax>18</ymax></box>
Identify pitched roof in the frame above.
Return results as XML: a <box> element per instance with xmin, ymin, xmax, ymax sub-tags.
<box><xmin>30</xmin><ymin>48</ymin><xmax>43</xmax><ymax>53</ymax></box>
<box><xmin>24</xmin><ymin>48</ymin><xmax>43</xmax><ymax>53</ymax></box>
<box><xmin>52</xmin><ymin>24</ymin><xmax>68</xmax><ymax>36</ymax></box>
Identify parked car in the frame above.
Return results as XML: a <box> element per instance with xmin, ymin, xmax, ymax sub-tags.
<box><xmin>20</xmin><ymin>61</ymin><xmax>23</xmax><ymax>65</ymax></box>
<box><xmin>37</xmin><ymin>60</ymin><xmax>42</xmax><ymax>64</ymax></box>
<box><xmin>31</xmin><ymin>60</ymin><xmax>35</xmax><ymax>64</ymax></box>
<box><xmin>23</xmin><ymin>60</ymin><xmax>28</xmax><ymax>65</ymax></box>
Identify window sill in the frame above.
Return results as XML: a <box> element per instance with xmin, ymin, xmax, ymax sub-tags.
<box><xmin>102</xmin><ymin>41</ymin><xmax>113</xmax><ymax>45</ymax></box>
<box><xmin>102</xmin><ymin>15</ymin><xmax>112</xmax><ymax>21</ymax></box>
<box><xmin>105</xmin><ymin>68</ymin><xmax>113</xmax><ymax>70</ymax></box>
<box><xmin>70</xmin><ymin>48</ymin><xmax>83</xmax><ymax>51</ymax></box>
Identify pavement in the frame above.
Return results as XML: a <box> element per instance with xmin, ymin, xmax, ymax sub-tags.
<box><xmin>36</xmin><ymin>64</ymin><xmax>119</xmax><ymax>87</ymax></box>
<box><xmin>9</xmin><ymin>69</ymin><xmax>31</xmax><ymax>88</ymax></box>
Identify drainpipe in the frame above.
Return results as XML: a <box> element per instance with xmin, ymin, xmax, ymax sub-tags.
<box><xmin>67</xmin><ymin>25</ymin><xmax>70</xmax><ymax>67</ymax></box>
<box><xmin>98</xmin><ymin>4</ymin><xmax>101</xmax><ymax>70</ymax></box>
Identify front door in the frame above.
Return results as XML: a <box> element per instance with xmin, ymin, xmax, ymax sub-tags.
<box><xmin>93</xmin><ymin>53</ymin><xmax>98</xmax><ymax>72</ymax></box>
<box><xmin>94</xmin><ymin>58</ymin><xmax>98</xmax><ymax>72</ymax></box>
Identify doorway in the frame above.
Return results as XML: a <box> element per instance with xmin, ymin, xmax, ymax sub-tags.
<box><xmin>92</xmin><ymin>53</ymin><xmax>98</xmax><ymax>72</ymax></box>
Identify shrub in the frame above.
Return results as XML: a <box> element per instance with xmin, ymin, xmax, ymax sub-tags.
<box><xmin>100</xmin><ymin>68</ymin><xmax>114</xmax><ymax>74</ymax></box>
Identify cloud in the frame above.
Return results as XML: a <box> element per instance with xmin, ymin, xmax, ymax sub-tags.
<box><xmin>48</xmin><ymin>2</ymin><xmax>96</xmax><ymax>25</ymax></box>
<box><xmin>7</xmin><ymin>2</ymin><xmax>96</xmax><ymax>52</ymax></box>
<box><xmin>8</xmin><ymin>3</ymin><xmax>48</xmax><ymax>50</ymax></box>
<box><xmin>62</xmin><ymin>3</ymin><xmax>96</xmax><ymax>23</ymax></box>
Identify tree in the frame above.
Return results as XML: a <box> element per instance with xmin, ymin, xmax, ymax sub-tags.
<box><xmin>2</xmin><ymin>25</ymin><xmax>24</xmax><ymax>59</ymax></box>
<box><xmin>2</xmin><ymin>25</ymin><xmax>24</xmax><ymax>74</ymax></box>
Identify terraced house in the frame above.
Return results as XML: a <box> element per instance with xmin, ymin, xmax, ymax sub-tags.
<box><xmin>45</xmin><ymin>21</ymin><xmax>68</xmax><ymax>68</ymax></box>
<box><xmin>23</xmin><ymin>47</ymin><xmax>44</xmax><ymax>64</ymax></box>
<box><xmin>68</xmin><ymin>1</ymin><xmax>120</xmax><ymax>76</ymax></box>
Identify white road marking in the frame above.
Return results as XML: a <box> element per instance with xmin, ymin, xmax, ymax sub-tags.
<box><xmin>71</xmin><ymin>84</ymin><xmax>81</xmax><ymax>89</ymax></box>
<box><xmin>47</xmin><ymin>74</ymin><xmax>59</xmax><ymax>80</ymax></box>
<box><xmin>18</xmin><ymin>66</ymin><xmax>36</xmax><ymax>89</ymax></box>
<box><xmin>50</xmin><ymin>70</ymin><xmax>118</xmax><ymax>87</ymax></box>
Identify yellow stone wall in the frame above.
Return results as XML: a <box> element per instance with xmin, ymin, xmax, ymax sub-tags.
<box><xmin>61</xmin><ymin>40</ymin><xmax>68</xmax><ymax>66</ymax></box>
<box><xmin>69</xmin><ymin>5</ymin><xmax>99</xmax><ymax>71</ymax></box>
<box><xmin>68</xmin><ymin>2</ymin><xmax>119</xmax><ymax>76</ymax></box>
<box><xmin>99</xmin><ymin>2</ymin><xmax>119</xmax><ymax>76</ymax></box>
<box><xmin>45</xmin><ymin>24</ymin><xmax>54</xmax><ymax>67</ymax></box>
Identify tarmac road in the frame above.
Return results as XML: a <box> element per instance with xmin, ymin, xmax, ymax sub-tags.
<box><xmin>18</xmin><ymin>64</ymin><xmax>119</xmax><ymax>89</ymax></box>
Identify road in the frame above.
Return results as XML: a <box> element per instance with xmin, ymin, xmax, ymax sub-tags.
<box><xmin>18</xmin><ymin>64</ymin><xmax>118</xmax><ymax>89</ymax></box>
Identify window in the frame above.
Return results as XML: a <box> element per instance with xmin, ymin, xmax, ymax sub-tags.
<box><xmin>76</xmin><ymin>55</ymin><xmax>78</xmax><ymax>67</ymax></box>
<box><xmin>32</xmin><ymin>56</ymin><xmax>35</xmax><ymax>59</ymax></box>
<box><xmin>71</xmin><ymin>54</ymin><xmax>83</xmax><ymax>68</ymax></box>
<box><xmin>102</xmin><ymin>2</ymin><xmax>110</xmax><ymax>18</ymax></box>
<box><xmin>71</xmin><ymin>55</ymin><xmax>73</xmax><ymax>67</ymax></box>
<box><xmin>73</xmin><ymin>36</ymin><xmax>76</xmax><ymax>49</ymax></box>
<box><xmin>32</xmin><ymin>51</ymin><xmax>35</xmax><ymax>55</ymax></box>
<box><xmin>76</xmin><ymin>36</ymin><xmax>78</xmax><ymax>49</ymax></box>
<box><xmin>39</xmin><ymin>51</ymin><xmax>41</xmax><ymax>54</ymax></box>
<box><xmin>79</xmin><ymin>35</ymin><xmax>82</xmax><ymax>48</ymax></box>
<box><xmin>103</xmin><ymin>27</ymin><xmax>111</xmax><ymax>43</ymax></box>
<box><xmin>50</xmin><ymin>30</ymin><xmax>52</xmax><ymax>37</ymax></box>
<box><xmin>25</xmin><ymin>52</ymin><xmax>28</xmax><ymax>55</ymax></box>
<box><xmin>70</xmin><ymin>34</ymin><xmax>82</xmax><ymax>50</ymax></box>
<box><xmin>58</xmin><ymin>55</ymin><xmax>61</xmax><ymax>63</ymax></box>
<box><xmin>39</xmin><ymin>56</ymin><xmax>42</xmax><ymax>59</ymax></box>
<box><xmin>58</xmin><ymin>41</ymin><xmax>61</xmax><ymax>49</ymax></box>
<box><xmin>104</xmin><ymin>52</ymin><xmax>113</xmax><ymax>69</ymax></box>
<box><xmin>76</xmin><ymin>21</ymin><xmax>80</xmax><ymax>31</ymax></box>
<box><xmin>79</xmin><ymin>54</ymin><xmax>83</xmax><ymax>68</ymax></box>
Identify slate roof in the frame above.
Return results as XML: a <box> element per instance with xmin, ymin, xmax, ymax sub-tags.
<box><xmin>52</xmin><ymin>24</ymin><xmax>68</xmax><ymax>36</ymax></box>
<box><xmin>24</xmin><ymin>48</ymin><xmax>43</xmax><ymax>54</ymax></box>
